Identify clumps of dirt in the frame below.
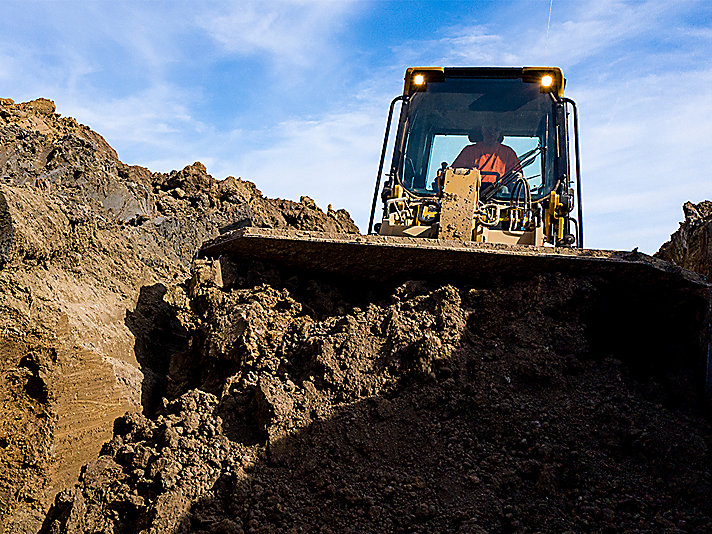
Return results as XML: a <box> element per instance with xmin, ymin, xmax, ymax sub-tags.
<box><xmin>151</xmin><ymin>162</ymin><xmax>357</xmax><ymax>241</ymax></box>
<box><xmin>43</xmin><ymin>391</ymin><xmax>232</xmax><ymax>533</ymax></box>
<box><xmin>657</xmin><ymin>200</ymin><xmax>712</xmax><ymax>281</ymax></box>
<box><xmin>42</xmin><ymin>257</ymin><xmax>712</xmax><ymax>533</ymax></box>
<box><xmin>0</xmin><ymin>97</ymin><xmax>356</xmax><ymax>531</ymax></box>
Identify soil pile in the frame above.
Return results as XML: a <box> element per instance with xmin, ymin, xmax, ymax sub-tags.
<box><xmin>3</xmin><ymin>97</ymin><xmax>711</xmax><ymax>533</ymax></box>
<box><xmin>657</xmin><ymin>200</ymin><xmax>712</xmax><ymax>281</ymax></box>
<box><xmin>42</xmin><ymin>255</ymin><xmax>712</xmax><ymax>533</ymax></box>
<box><xmin>0</xmin><ymin>98</ymin><xmax>356</xmax><ymax>532</ymax></box>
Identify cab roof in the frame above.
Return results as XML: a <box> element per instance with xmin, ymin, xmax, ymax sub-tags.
<box><xmin>403</xmin><ymin>67</ymin><xmax>565</xmax><ymax>97</ymax></box>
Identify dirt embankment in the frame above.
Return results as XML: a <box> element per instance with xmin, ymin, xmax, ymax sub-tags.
<box><xmin>0</xmin><ymin>97</ymin><xmax>356</xmax><ymax>532</ymax></box>
<box><xmin>42</xmin><ymin>252</ymin><xmax>712</xmax><ymax>533</ymax></box>
<box><xmin>3</xmin><ymin>96</ymin><xmax>712</xmax><ymax>533</ymax></box>
<box><xmin>657</xmin><ymin>201</ymin><xmax>712</xmax><ymax>282</ymax></box>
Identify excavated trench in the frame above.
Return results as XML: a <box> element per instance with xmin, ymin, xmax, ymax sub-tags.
<box><xmin>0</xmin><ymin>97</ymin><xmax>359</xmax><ymax>532</ymax></box>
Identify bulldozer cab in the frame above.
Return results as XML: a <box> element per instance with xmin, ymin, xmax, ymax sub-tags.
<box><xmin>369</xmin><ymin>67</ymin><xmax>582</xmax><ymax>247</ymax></box>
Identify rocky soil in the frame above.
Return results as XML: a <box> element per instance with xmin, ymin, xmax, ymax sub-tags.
<box><xmin>0</xmin><ymin>98</ymin><xmax>356</xmax><ymax>532</ymax></box>
<box><xmin>1</xmin><ymin>97</ymin><xmax>711</xmax><ymax>533</ymax></box>
<box><xmin>41</xmin><ymin>255</ymin><xmax>712</xmax><ymax>533</ymax></box>
<box><xmin>657</xmin><ymin>200</ymin><xmax>712</xmax><ymax>282</ymax></box>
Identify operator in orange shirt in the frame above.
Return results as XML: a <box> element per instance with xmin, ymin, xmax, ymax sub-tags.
<box><xmin>451</xmin><ymin>124</ymin><xmax>522</xmax><ymax>193</ymax></box>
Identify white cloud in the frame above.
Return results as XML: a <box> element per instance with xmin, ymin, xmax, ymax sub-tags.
<box><xmin>38</xmin><ymin>81</ymin><xmax>210</xmax><ymax>167</ymax></box>
<box><xmin>0</xmin><ymin>2</ymin><xmax>220</xmax><ymax>171</ymax></box>
<box><xmin>2</xmin><ymin>0</ymin><xmax>709</xmax><ymax>253</ymax></box>
<box><xmin>0</xmin><ymin>52</ymin><xmax>18</xmax><ymax>84</ymax></box>
<box><xmin>575</xmin><ymin>66</ymin><xmax>712</xmax><ymax>251</ymax></box>
<box><xmin>395</xmin><ymin>0</ymin><xmax>695</xmax><ymax>69</ymax></box>
<box><xmin>217</xmin><ymin>102</ymin><xmax>387</xmax><ymax>231</ymax></box>
<box><xmin>0</xmin><ymin>0</ymin><xmax>370</xmax><ymax>177</ymax></box>
<box><xmin>199</xmin><ymin>0</ymin><xmax>357</xmax><ymax>67</ymax></box>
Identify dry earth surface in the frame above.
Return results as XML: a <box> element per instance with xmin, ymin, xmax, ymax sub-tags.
<box><xmin>657</xmin><ymin>200</ymin><xmax>712</xmax><ymax>282</ymax></box>
<box><xmin>0</xmin><ymin>98</ymin><xmax>356</xmax><ymax>532</ymax></box>
<box><xmin>0</xmin><ymin>98</ymin><xmax>710</xmax><ymax>533</ymax></box>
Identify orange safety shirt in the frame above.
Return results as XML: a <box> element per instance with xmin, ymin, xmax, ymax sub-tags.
<box><xmin>451</xmin><ymin>143</ymin><xmax>521</xmax><ymax>183</ymax></box>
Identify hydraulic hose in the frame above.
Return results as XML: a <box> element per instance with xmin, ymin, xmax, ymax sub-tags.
<box><xmin>480</xmin><ymin>146</ymin><xmax>543</xmax><ymax>203</ymax></box>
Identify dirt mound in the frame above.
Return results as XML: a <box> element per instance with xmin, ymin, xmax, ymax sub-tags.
<box><xmin>657</xmin><ymin>200</ymin><xmax>712</xmax><ymax>281</ymax></box>
<box><xmin>3</xmin><ymin>97</ymin><xmax>711</xmax><ymax>533</ymax></box>
<box><xmin>0</xmin><ymin>98</ymin><xmax>356</xmax><ymax>531</ymax></box>
<box><xmin>42</xmin><ymin>256</ymin><xmax>712</xmax><ymax>533</ymax></box>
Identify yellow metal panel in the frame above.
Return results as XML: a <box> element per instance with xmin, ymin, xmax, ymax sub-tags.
<box><xmin>439</xmin><ymin>168</ymin><xmax>480</xmax><ymax>241</ymax></box>
<box><xmin>482</xmin><ymin>227</ymin><xmax>544</xmax><ymax>246</ymax></box>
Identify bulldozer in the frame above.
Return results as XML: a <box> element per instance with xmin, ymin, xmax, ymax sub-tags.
<box><xmin>199</xmin><ymin>66</ymin><xmax>712</xmax><ymax>408</ymax></box>
<box><xmin>368</xmin><ymin>67</ymin><xmax>581</xmax><ymax>248</ymax></box>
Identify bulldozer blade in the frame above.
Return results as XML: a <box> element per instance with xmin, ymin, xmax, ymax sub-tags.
<box><xmin>199</xmin><ymin>228</ymin><xmax>706</xmax><ymax>289</ymax></box>
<box><xmin>199</xmin><ymin>227</ymin><xmax>712</xmax><ymax>408</ymax></box>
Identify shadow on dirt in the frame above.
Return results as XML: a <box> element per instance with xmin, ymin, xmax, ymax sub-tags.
<box><xmin>125</xmin><ymin>283</ymin><xmax>189</xmax><ymax>416</ymax></box>
<box><xmin>181</xmin><ymin>265</ymin><xmax>712</xmax><ymax>532</ymax></box>
<box><xmin>39</xmin><ymin>262</ymin><xmax>712</xmax><ymax>533</ymax></box>
<box><xmin>186</xmin><ymin>352</ymin><xmax>712</xmax><ymax>533</ymax></box>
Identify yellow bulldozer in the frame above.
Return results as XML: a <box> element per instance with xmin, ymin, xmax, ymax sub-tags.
<box><xmin>369</xmin><ymin>67</ymin><xmax>581</xmax><ymax>248</ymax></box>
<box><xmin>199</xmin><ymin>66</ymin><xmax>711</xmax><ymax>407</ymax></box>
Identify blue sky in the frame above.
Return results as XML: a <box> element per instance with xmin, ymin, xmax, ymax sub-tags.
<box><xmin>1</xmin><ymin>0</ymin><xmax>711</xmax><ymax>253</ymax></box>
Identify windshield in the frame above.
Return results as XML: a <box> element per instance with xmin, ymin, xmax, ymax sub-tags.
<box><xmin>394</xmin><ymin>77</ymin><xmax>558</xmax><ymax>201</ymax></box>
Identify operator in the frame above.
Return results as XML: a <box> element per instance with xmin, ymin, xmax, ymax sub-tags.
<box><xmin>451</xmin><ymin>124</ymin><xmax>522</xmax><ymax>192</ymax></box>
